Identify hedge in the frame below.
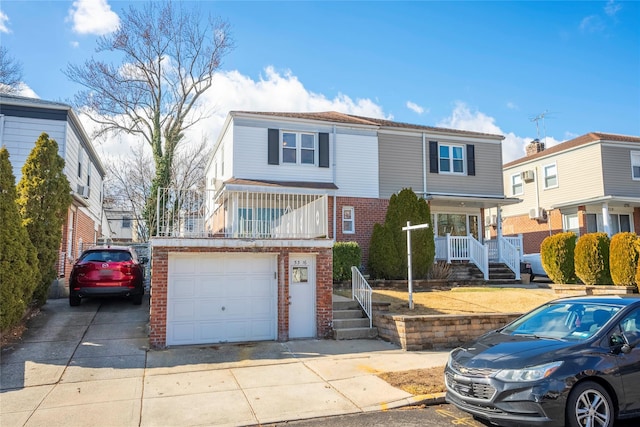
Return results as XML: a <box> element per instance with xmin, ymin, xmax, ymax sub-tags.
<box><xmin>610</xmin><ymin>232</ymin><xmax>638</xmax><ymax>287</ymax></box>
<box><xmin>333</xmin><ymin>242</ymin><xmax>362</xmax><ymax>282</ymax></box>
<box><xmin>541</xmin><ymin>232</ymin><xmax>577</xmax><ymax>284</ymax></box>
<box><xmin>575</xmin><ymin>232</ymin><xmax>612</xmax><ymax>285</ymax></box>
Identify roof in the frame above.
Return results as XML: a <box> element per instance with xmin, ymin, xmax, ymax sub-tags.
<box><xmin>504</xmin><ymin>132</ymin><xmax>640</xmax><ymax>168</ymax></box>
<box><xmin>232</xmin><ymin>110</ymin><xmax>504</xmax><ymax>139</ymax></box>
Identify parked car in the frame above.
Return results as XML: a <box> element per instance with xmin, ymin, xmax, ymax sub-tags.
<box><xmin>522</xmin><ymin>253</ymin><xmax>549</xmax><ymax>280</ymax></box>
<box><xmin>445</xmin><ymin>295</ymin><xmax>640</xmax><ymax>427</ymax></box>
<box><xmin>69</xmin><ymin>245</ymin><xmax>146</xmax><ymax>306</ymax></box>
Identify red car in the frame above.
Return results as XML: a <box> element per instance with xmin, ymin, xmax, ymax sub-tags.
<box><xmin>69</xmin><ymin>245</ymin><xmax>146</xmax><ymax>306</ymax></box>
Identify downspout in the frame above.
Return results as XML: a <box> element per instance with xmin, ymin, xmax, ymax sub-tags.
<box><xmin>332</xmin><ymin>125</ymin><xmax>337</xmax><ymax>241</ymax></box>
<box><xmin>422</xmin><ymin>133</ymin><xmax>427</xmax><ymax>197</ymax></box>
<box><xmin>534</xmin><ymin>166</ymin><xmax>541</xmax><ymax>216</ymax></box>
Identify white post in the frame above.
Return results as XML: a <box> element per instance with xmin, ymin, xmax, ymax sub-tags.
<box><xmin>402</xmin><ymin>221</ymin><xmax>431</xmax><ymax>311</ymax></box>
<box><xmin>602</xmin><ymin>202</ymin><xmax>611</xmax><ymax>237</ymax></box>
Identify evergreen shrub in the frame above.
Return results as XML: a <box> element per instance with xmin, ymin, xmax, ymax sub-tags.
<box><xmin>333</xmin><ymin>242</ymin><xmax>362</xmax><ymax>282</ymax></box>
<box><xmin>540</xmin><ymin>232</ymin><xmax>577</xmax><ymax>284</ymax></box>
<box><xmin>575</xmin><ymin>232</ymin><xmax>612</xmax><ymax>285</ymax></box>
<box><xmin>609</xmin><ymin>232</ymin><xmax>638</xmax><ymax>287</ymax></box>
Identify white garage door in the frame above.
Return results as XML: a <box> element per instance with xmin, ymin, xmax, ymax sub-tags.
<box><xmin>167</xmin><ymin>253</ymin><xmax>277</xmax><ymax>346</ymax></box>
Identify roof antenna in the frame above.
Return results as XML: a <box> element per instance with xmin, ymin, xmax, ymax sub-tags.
<box><xmin>530</xmin><ymin>110</ymin><xmax>551</xmax><ymax>145</ymax></box>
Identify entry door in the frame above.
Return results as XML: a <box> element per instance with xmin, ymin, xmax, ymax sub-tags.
<box><xmin>289</xmin><ymin>255</ymin><xmax>316</xmax><ymax>338</ymax></box>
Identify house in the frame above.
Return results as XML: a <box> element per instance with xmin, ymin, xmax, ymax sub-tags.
<box><xmin>149</xmin><ymin>111</ymin><xmax>519</xmax><ymax>348</ymax></box>
<box><xmin>0</xmin><ymin>94</ymin><xmax>108</xmax><ymax>296</ymax></box>
<box><xmin>104</xmin><ymin>208</ymin><xmax>141</xmax><ymax>243</ymax></box>
<box><xmin>495</xmin><ymin>133</ymin><xmax>640</xmax><ymax>254</ymax></box>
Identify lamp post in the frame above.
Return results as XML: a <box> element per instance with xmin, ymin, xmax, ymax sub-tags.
<box><xmin>402</xmin><ymin>221</ymin><xmax>430</xmax><ymax>310</ymax></box>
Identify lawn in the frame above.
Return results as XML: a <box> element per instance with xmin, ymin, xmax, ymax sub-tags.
<box><xmin>362</xmin><ymin>286</ymin><xmax>559</xmax><ymax>395</ymax></box>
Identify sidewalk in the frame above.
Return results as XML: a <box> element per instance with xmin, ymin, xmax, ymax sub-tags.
<box><xmin>1</xmin><ymin>297</ymin><xmax>449</xmax><ymax>427</ymax></box>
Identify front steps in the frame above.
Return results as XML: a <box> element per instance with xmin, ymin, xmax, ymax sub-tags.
<box><xmin>332</xmin><ymin>298</ymin><xmax>378</xmax><ymax>340</ymax></box>
<box><xmin>448</xmin><ymin>262</ymin><xmax>522</xmax><ymax>284</ymax></box>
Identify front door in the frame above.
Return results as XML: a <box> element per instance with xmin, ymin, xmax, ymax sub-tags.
<box><xmin>289</xmin><ymin>255</ymin><xmax>316</xmax><ymax>338</ymax></box>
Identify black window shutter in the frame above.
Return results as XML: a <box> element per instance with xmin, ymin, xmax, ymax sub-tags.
<box><xmin>429</xmin><ymin>141</ymin><xmax>438</xmax><ymax>173</ymax></box>
<box><xmin>467</xmin><ymin>144</ymin><xmax>475</xmax><ymax>176</ymax></box>
<box><xmin>318</xmin><ymin>133</ymin><xmax>329</xmax><ymax>168</ymax></box>
<box><xmin>268</xmin><ymin>128</ymin><xmax>279</xmax><ymax>165</ymax></box>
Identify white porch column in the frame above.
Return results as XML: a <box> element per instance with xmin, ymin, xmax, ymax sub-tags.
<box><xmin>601</xmin><ymin>202</ymin><xmax>611</xmax><ymax>237</ymax></box>
<box><xmin>496</xmin><ymin>206</ymin><xmax>503</xmax><ymax>261</ymax></box>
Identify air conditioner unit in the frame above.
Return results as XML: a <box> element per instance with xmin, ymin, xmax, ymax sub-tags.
<box><xmin>82</xmin><ymin>186</ymin><xmax>90</xmax><ymax>199</ymax></box>
<box><xmin>485</xmin><ymin>215</ymin><xmax>497</xmax><ymax>226</ymax></box>
<box><xmin>521</xmin><ymin>170</ymin><xmax>535</xmax><ymax>183</ymax></box>
<box><xmin>529</xmin><ymin>208</ymin><xmax>548</xmax><ymax>221</ymax></box>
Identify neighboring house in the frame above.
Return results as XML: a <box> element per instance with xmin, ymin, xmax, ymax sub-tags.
<box><xmin>495</xmin><ymin>133</ymin><xmax>640</xmax><ymax>254</ymax></box>
<box><xmin>149</xmin><ymin>111</ymin><xmax>519</xmax><ymax>348</ymax></box>
<box><xmin>104</xmin><ymin>208</ymin><xmax>140</xmax><ymax>243</ymax></box>
<box><xmin>0</xmin><ymin>94</ymin><xmax>108</xmax><ymax>295</ymax></box>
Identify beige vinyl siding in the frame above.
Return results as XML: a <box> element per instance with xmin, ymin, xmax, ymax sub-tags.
<box><xmin>378</xmin><ymin>133</ymin><xmax>423</xmax><ymax>198</ymax></box>
<box><xmin>602</xmin><ymin>144</ymin><xmax>640</xmax><ymax>197</ymax></box>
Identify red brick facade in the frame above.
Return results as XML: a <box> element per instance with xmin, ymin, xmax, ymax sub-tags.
<box><xmin>499</xmin><ymin>209</ymin><xmax>563</xmax><ymax>254</ymax></box>
<box><xmin>149</xmin><ymin>244</ymin><xmax>333</xmax><ymax>348</ymax></box>
<box><xmin>329</xmin><ymin>196</ymin><xmax>389</xmax><ymax>267</ymax></box>
<box><xmin>59</xmin><ymin>205</ymin><xmax>102</xmax><ymax>280</ymax></box>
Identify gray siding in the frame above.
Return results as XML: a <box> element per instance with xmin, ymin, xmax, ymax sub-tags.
<box><xmin>602</xmin><ymin>144</ymin><xmax>640</xmax><ymax>197</ymax></box>
<box><xmin>378</xmin><ymin>133</ymin><xmax>423</xmax><ymax>198</ymax></box>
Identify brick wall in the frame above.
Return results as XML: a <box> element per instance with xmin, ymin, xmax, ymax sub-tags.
<box><xmin>635</xmin><ymin>208</ymin><xmax>640</xmax><ymax>235</ymax></box>
<box><xmin>329</xmin><ymin>196</ymin><xmax>389</xmax><ymax>268</ymax></box>
<box><xmin>501</xmin><ymin>209</ymin><xmax>563</xmax><ymax>253</ymax></box>
<box><xmin>149</xmin><ymin>244</ymin><xmax>333</xmax><ymax>348</ymax></box>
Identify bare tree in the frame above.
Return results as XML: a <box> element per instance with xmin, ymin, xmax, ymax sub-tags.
<box><xmin>65</xmin><ymin>1</ymin><xmax>233</xmax><ymax>235</ymax></box>
<box><xmin>0</xmin><ymin>46</ymin><xmax>24</xmax><ymax>94</ymax></box>
<box><xmin>104</xmin><ymin>137</ymin><xmax>211</xmax><ymax>241</ymax></box>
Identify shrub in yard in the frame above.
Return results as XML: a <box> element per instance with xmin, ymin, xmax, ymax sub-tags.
<box><xmin>0</xmin><ymin>148</ymin><xmax>41</xmax><ymax>331</ymax></box>
<box><xmin>574</xmin><ymin>232</ymin><xmax>612</xmax><ymax>285</ymax></box>
<box><xmin>636</xmin><ymin>239</ymin><xmax>640</xmax><ymax>287</ymax></box>
<box><xmin>333</xmin><ymin>242</ymin><xmax>362</xmax><ymax>282</ymax></box>
<box><xmin>541</xmin><ymin>232</ymin><xmax>577</xmax><ymax>284</ymax></box>
<box><xmin>368</xmin><ymin>223</ymin><xmax>401</xmax><ymax>279</ymax></box>
<box><xmin>610</xmin><ymin>232</ymin><xmax>638</xmax><ymax>287</ymax></box>
<box><xmin>428</xmin><ymin>261</ymin><xmax>452</xmax><ymax>280</ymax></box>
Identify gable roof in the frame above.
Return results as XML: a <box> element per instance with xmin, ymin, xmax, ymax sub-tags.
<box><xmin>232</xmin><ymin>110</ymin><xmax>504</xmax><ymax>139</ymax></box>
<box><xmin>504</xmin><ymin>132</ymin><xmax>640</xmax><ymax>168</ymax></box>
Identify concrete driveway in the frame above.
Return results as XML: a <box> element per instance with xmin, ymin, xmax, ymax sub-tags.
<box><xmin>0</xmin><ymin>296</ymin><xmax>449</xmax><ymax>427</ymax></box>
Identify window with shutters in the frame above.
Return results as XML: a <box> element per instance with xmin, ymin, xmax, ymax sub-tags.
<box><xmin>282</xmin><ymin>132</ymin><xmax>315</xmax><ymax>165</ymax></box>
<box><xmin>439</xmin><ymin>144</ymin><xmax>465</xmax><ymax>174</ymax></box>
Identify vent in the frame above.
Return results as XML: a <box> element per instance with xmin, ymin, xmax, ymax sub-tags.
<box><xmin>521</xmin><ymin>170</ymin><xmax>535</xmax><ymax>183</ymax></box>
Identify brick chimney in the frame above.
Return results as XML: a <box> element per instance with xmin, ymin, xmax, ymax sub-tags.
<box><xmin>526</xmin><ymin>139</ymin><xmax>545</xmax><ymax>156</ymax></box>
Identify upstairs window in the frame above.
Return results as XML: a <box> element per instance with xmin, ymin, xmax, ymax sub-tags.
<box><xmin>122</xmin><ymin>216</ymin><xmax>131</xmax><ymax>228</ymax></box>
<box><xmin>439</xmin><ymin>144</ymin><xmax>465</xmax><ymax>174</ymax></box>
<box><xmin>282</xmin><ymin>132</ymin><xmax>315</xmax><ymax>165</ymax></box>
<box><xmin>511</xmin><ymin>173</ymin><xmax>523</xmax><ymax>196</ymax></box>
<box><xmin>342</xmin><ymin>207</ymin><xmax>354</xmax><ymax>234</ymax></box>
<box><xmin>632</xmin><ymin>151</ymin><xmax>640</xmax><ymax>180</ymax></box>
<box><xmin>544</xmin><ymin>163</ymin><xmax>558</xmax><ymax>189</ymax></box>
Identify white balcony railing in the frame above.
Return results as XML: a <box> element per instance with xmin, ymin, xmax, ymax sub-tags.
<box><xmin>155</xmin><ymin>188</ymin><xmax>328</xmax><ymax>239</ymax></box>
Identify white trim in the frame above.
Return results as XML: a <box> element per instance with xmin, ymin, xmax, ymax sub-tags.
<box><xmin>438</xmin><ymin>143</ymin><xmax>466</xmax><ymax>175</ymax></box>
<box><xmin>511</xmin><ymin>173</ymin><xmax>523</xmax><ymax>196</ymax></box>
<box><xmin>342</xmin><ymin>206</ymin><xmax>355</xmax><ymax>234</ymax></box>
<box><xmin>631</xmin><ymin>151</ymin><xmax>640</xmax><ymax>181</ymax></box>
<box><xmin>543</xmin><ymin>162</ymin><xmax>558</xmax><ymax>189</ymax></box>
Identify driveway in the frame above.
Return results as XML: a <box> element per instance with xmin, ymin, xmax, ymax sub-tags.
<box><xmin>0</xmin><ymin>296</ymin><xmax>449</xmax><ymax>426</ymax></box>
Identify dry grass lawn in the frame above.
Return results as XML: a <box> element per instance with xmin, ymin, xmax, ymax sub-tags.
<box><xmin>366</xmin><ymin>286</ymin><xmax>558</xmax><ymax>395</ymax></box>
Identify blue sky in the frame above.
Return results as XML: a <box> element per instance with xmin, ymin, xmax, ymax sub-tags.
<box><xmin>1</xmin><ymin>0</ymin><xmax>639</xmax><ymax>163</ymax></box>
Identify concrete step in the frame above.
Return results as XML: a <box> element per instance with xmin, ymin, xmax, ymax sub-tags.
<box><xmin>333</xmin><ymin>318</ymin><xmax>371</xmax><ymax>329</ymax></box>
<box><xmin>333</xmin><ymin>309</ymin><xmax>365</xmax><ymax>320</ymax></box>
<box><xmin>333</xmin><ymin>327</ymin><xmax>378</xmax><ymax>340</ymax></box>
<box><xmin>333</xmin><ymin>300</ymin><xmax>360</xmax><ymax>311</ymax></box>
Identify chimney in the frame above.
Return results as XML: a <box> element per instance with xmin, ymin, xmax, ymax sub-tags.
<box><xmin>526</xmin><ymin>139</ymin><xmax>545</xmax><ymax>156</ymax></box>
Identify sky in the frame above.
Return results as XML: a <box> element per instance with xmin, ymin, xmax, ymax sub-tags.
<box><xmin>1</xmin><ymin>0</ymin><xmax>639</xmax><ymax>164</ymax></box>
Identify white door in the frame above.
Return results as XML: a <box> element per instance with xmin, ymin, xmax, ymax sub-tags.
<box><xmin>289</xmin><ymin>255</ymin><xmax>316</xmax><ymax>338</ymax></box>
<box><xmin>167</xmin><ymin>253</ymin><xmax>277</xmax><ymax>346</ymax></box>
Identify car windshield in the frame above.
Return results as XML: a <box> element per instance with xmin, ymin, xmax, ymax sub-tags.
<box><xmin>502</xmin><ymin>302</ymin><xmax>621</xmax><ymax>341</ymax></box>
<box><xmin>81</xmin><ymin>250</ymin><xmax>132</xmax><ymax>263</ymax></box>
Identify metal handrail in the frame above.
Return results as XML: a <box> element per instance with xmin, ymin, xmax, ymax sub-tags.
<box><xmin>351</xmin><ymin>266</ymin><xmax>372</xmax><ymax>328</ymax></box>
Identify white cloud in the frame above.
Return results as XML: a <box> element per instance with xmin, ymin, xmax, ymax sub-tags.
<box><xmin>68</xmin><ymin>0</ymin><xmax>120</xmax><ymax>35</ymax></box>
<box><xmin>406</xmin><ymin>101</ymin><xmax>425</xmax><ymax>114</ymax></box>
<box><xmin>70</xmin><ymin>41</ymin><xmax>80</xmax><ymax>48</ymax></box>
<box><xmin>580</xmin><ymin>15</ymin><xmax>605</xmax><ymax>33</ymax></box>
<box><xmin>506</xmin><ymin>101</ymin><xmax>518</xmax><ymax>110</ymax></box>
<box><xmin>0</xmin><ymin>10</ymin><xmax>11</xmax><ymax>33</ymax></box>
<box><xmin>605</xmin><ymin>0</ymin><xmax>622</xmax><ymax>17</ymax></box>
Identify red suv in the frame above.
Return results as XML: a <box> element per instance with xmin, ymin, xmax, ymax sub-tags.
<box><xmin>69</xmin><ymin>245</ymin><xmax>146</xmax><ymax>306</ymax></box>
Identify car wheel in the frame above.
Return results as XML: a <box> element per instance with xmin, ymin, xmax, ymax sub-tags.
<box><xmin>566</xmin><ymin>381</ymin><xmax>614</xmax><ymax>427</ymax></box>
<box><xmin>132</xmin><ymin>293</ymin><xmax>143</xmax><ymax>305</ymax></box>
<box><xmin>69</xmin><ymin>292</ymin><xmax>81</xmax><ymax>306</ymax></box>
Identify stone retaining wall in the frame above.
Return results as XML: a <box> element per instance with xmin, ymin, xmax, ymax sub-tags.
<box><xmin>373</xmin><ymin>303</ymin><xmax>521</xmax><ymax>351</ymax></box>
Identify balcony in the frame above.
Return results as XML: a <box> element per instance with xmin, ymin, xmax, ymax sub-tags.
<box><xmin>155</xmin><ymin>188</ymin><xmax>328</xmax><ymax>239</ymax></box>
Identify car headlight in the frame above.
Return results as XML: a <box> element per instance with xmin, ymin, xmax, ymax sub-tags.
<box><xmin>494</xmin><ymin>361</ymin><xmax>563</xmax><ymax>382</ymax></box>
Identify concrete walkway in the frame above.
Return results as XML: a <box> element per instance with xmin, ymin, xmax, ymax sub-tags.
<box><xmin>1</xmin><ymin>296</ymin><xmax>449</xmax><ymax>427</ymax></box>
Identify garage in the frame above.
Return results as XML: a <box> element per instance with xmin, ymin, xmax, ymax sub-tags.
<box><xmin>166</xmin><ymin>252</ymin><xmax>277</xmax><ymax>346</ymax></box>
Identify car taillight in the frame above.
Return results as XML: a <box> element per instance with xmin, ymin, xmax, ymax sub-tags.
<box><xmin>120</xmin><ymin>262</ymin><xmax>134</xmax><ymax>275</ymax></box>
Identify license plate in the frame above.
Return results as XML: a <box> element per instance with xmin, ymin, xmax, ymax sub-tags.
<box><xmin>99</xmin><ymin>269</ymin><xmax>113</xmax><ymax>277</ymax></box>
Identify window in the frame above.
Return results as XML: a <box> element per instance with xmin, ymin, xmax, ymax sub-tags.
<box><xmin>563</xmin><ymin>213</ymin><xmax>580</xmax><ymax>235</ymax></box>
<box><xmin>282</xmin><ymin>132</ymin><xmax>315</xmax><ymax>165</ymax></box>
<box><xmin>544</xmin><ymin>163</ymin><xmax>558</xmax><ymax>189</ymax></box>
<box><xmin>632</xmin><ymin>151</ymin><xmax>640</xmax><ymax>180</ymax></box>
<box><xmin>122</xmin><ymin>216</ymin><xmax>131</xmax><ymax>228</ymax></box>
<box><xmin>439</xmin><ymin>144</ymin><xmax>465</xmax><ymax>173</ymax></box>
<box><xmin>610</xmin><ymin>214</ymin><xmax>631</xmax><ymax>234</ymax></box>
<box><xmin>87</xmin><ymin>163</ymin><xmax>91</xmax><ymax>187</ymax></box>
<box><xmin>342</xmin><ymin>207</ymin><xmax>354</xmax><ymax>234</ymax></box>
<box><xmin>511</xmin><ymin>173</ymin><xmax>523</xmax><ymax>196</ymax></box>
<box><xmin>77</xmin><ymin>149</ymin><xmax>84</xmax><ymax>178</ymax></box>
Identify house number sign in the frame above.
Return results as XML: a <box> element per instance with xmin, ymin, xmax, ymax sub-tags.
<box><xmin>292</xmin><ymin>259</ymin><xmax>308</xmax><ymax>283</ymax></box>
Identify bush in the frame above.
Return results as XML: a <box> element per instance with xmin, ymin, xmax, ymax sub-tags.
<box><xmin>368</xmin><ymin>223</ymin><xmax>400</xmax><ymax>280</ymax></box>
<box><xmin>610</xmin><ymin>232</ymin><xmax>638</xmax><ymax>287</ymax></box>
<box><xmin>575</xmin><ymin>233</ymin><xmax>612</xmax><ymax>285</ymax></box>
<box><xmin>541</xmin><ymin>232</ymin><xmax>577</xmax><ymax>284</ymax></box>
<box><xmin>333</xmin><ymin>242</ymin><xmax>362</xmax><ymax>282</ymax></box>
<box><xmin>636</xmin><ymin>239</ymin><xmax>640</xmax><ymax>287</ymax></box>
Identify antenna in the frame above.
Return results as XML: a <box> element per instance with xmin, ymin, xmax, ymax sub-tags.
<box><xmin>529</xmin><ymin>110</ymin><xmax>554</xmax><ymax>145</ymax></box>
